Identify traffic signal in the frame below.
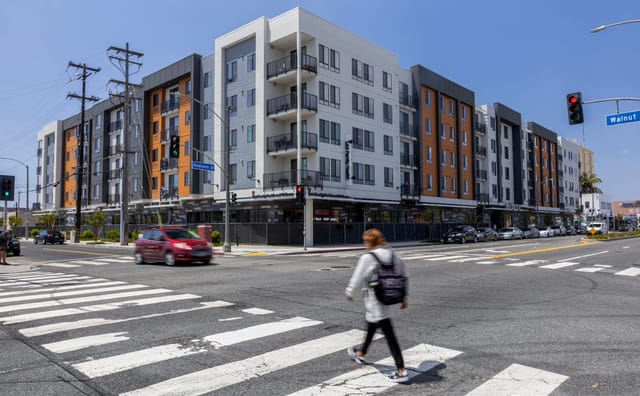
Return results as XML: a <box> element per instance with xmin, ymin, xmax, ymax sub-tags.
<box><xmin>169</xmin><ymin>135</ymin><xmax>180</xmax><ymax>158</ymax></box>
<box><xmin>566</xmin><ymin>92</ymin><xmax>584</xmax><ymax>125</ymax></box>
<box><xmin>295</xmin><ymin>185</ymin><xmax>305</xmax><ymax>204</ymax></box>
<box><xmin>0</xmin><ymin>176</ymin><xmax>14</xmax><ymax>201</ymax></box>
<box><xmin>231</xmin><ymin>192</ymin><xmax>237</xmax><ymax>205</ymax></box>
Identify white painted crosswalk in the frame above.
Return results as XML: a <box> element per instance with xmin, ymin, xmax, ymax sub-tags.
<box><xmin>0</xmin><ymin>271</ymin><xmax>573</xmax><ymax>395</ymax></box>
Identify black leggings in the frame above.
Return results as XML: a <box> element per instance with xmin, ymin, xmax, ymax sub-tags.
<box><xmin>359</xmin><ymin>318</ymin><xmax>404</xmax><ymax>369</ymax></box>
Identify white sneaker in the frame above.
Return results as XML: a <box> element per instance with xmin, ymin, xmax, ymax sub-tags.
<box><xmin>347</xmin><ymin>346</ymin><xmax>367</xmax><ymax>365</ymax></box>
<box><xmin>387</xmin><ymin>370</ymin><xmax>409</xmax><ymax>383</ymax></box>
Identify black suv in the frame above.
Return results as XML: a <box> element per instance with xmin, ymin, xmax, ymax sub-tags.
<box><xmin>7</xmin><ymin>237</ymin><xmax>20</xmax><ymax>256</ymax></box>
<box><xmin>442</xmin><ymin>225</ymin><xmax>477</xmax><ymax>244</ymax></box>
<box><xmin>34</xmin><ymin>230</ymin><xmax>65</xmax><ymax>245</ymax></box>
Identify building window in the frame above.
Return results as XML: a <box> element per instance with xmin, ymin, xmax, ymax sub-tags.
<box><xmin>427</xmin><ymin>146</ymin><xmax>432</xmax><ymax>163</ymax></box>
<box><xmin>331</xmin><ymin>159</ymin><xmax>341</xmax><ymax>182</ymax></box>
<box><xmin>153</xmin><ymin>93</ymin><xmax>159</xmax><ymax>107</ymax></box>
<box><xmin>505</xmin><ymin>146</ymin><xmax>509</xmax><ymax>159</ymax></box>
<box><xmin>503</xmin><ymin>125</ymin><xmax>509</xmax><ymax>139</ymax></box>
<box><xmin>365</xmin><ymin>164</ymin><xmax>375</xmax><ymax>185</ymax></box>
<box><xmin>505</xmin><ymin>166</ymin><xmax>510</xmax><ymax>180</ymax></box>
<box><xmin>229</xmin><ymin>129</ymin><xmax>237</xmax><ymax>150</ymax></box>
<box><xmin>96</xmin><ymin>114</ymin><xmax>102</xmax><ymax>129</ymax></box>
<box><xmin>247</xmin><ymin>88</ymin><xmax>256</xmax><ymax>107</ymax></box>
<box><xmin>452</xmin><ymin>178</ymin><xmax>456</xmax><ymax>193</ymax></box>
<box><xmin>449</xmin><ymin>100</ymin><xmax>454</xmax><ymax>116</ymax></box>
<box><xmin>319</xmin><ymin>82</ymin><xmax>340</xmax><ymax>108</ymax></box>
<box><xmin>152</xmin><ymin>177</ymin><xmax>157</xmax><ymax>190</ymax></box>
<box><xmin>492</xmin><ymin>183</ymin><xmax>497</xmax><ymax>198</ymax></box>
<box><xmin>229</xmin><ymin>164</ymin><xmax>237</xmax><ymax>184</ymax></box>
<box><xmin>425</xmin><ymin>119</ymin><xmax>432</xmax><ymax>136</ymax></box>
<box><xmin>319</xmin><ymin>44</ymin><xmax>340</xmax><ymax>72</ymax></box>
<box><xmin>247</xmin><ymin>160</ymin><xmax>255</xmax><ymax>179</ymax></box>
<box><xmin>382</xmin><ymin>71</ymin><xmax>392</xmax><ymax>92</ymax></box>
<box><xmin>384</xmin><ymin>135</ymin><xmax>393</xmax><ymax>155</ymax></box>
<box><xmin>227</xmin><ymin>95</ymin><xmax>237</xmax><ymax>115</ymax></box>
<box><xmin>506</xmin><ymin>187</ymin><xmax>511</xmax><ymax>200</ymax></box>
<box><xmin>449</xmin><ymin>126</ymin><xmax>455</xmax><ymax>141</ymax></box>
<box><xmin>383</xmin><ymin>103</ymin><xmax>393</xmax><ymax>124</ymax></box>
<box><xmin>319</xmin><ymin>119</ymin><xmax>340</xmax><ymax>145</ymax></box>
<box><xmin>450</xmin><ymin>152</ymin><xmax>456</xmax><ymax>168</ymax></box>
<box><xmin>227</xmin><ymin>61</ymin><xmax>237</xmax><ymax>82</ymax></box>
<box><xmin>462</xmin><ymin>106</ymin><xmax>467</xmax><ymax>120</ymax></box>
<box><xmin>427</xmin><ymin>174</ymin><xmax>433</xmax><ymax>192</ymax></box>
<box><xmin>352</xmin><ymin>93</ymin><xmax>373</xmax><ymax>118</ymax></box>
<box><xmin>203</xmin><ymin>136</ymin><xmax>210</xmax><ymax>151</ymax></box>
<box><xmin>351</xmin><ymin>58</ymin><xmax>374</xmax><ymax>86</ymax></box>
<box><xmin>441</xmin><ymin>150</ymin><xmax>446</xmax><ymax>166</ymax></box>
<box><xmin>384</xmin><ymin>167</ymin><xmax>393</xmax><ymax>187</ymax></box>
<box><xmin>463</xmin><ymin>155</ymin><xmax>468</xmax><ymax>169</ymax></box>
<box><xmin>93</xmin><ymin>184</ymin><xmax>100</xmax><ymax>199</ymax></box>
<box><xmin>153</xmin><ymin>121</ymin><xmax>158</xmax><ymax>135</ymax></box>
<box><xmin>364</xmin><ymin>130</ymin><xmax>375</xmax><ymax>152</ymax></box>
<box><xmin>134</xmin><ymin>151</ymin><xmax>140</xmax><ymax>166</ymax></box>
<box><xmin>247</xmin><ymin>53</ymin><xmax>255</xmax><ymax>72</ymax></box>
<box><xmin>440</xmin><ymin>123</ymin><xmax>446</xmax><ymax>139</ymax></box>
<box><xmin>184</xmin><ymin>140</ymin><xmax>190</xmax><ymax>156</ymax></box>
<box><xmin>440</xmin><ymin>96</ymin><xmax>445</xmax><ymax>113</ymax></box>
<box><xmin>320</xmin><ymin>157</ymin><xmax>330</xmax><ymax>181</ymax></box>
<box><xmin>491</xmin><ymin>139</ymin><xmax>496</xmax><ymax>153</ymax></box>
<box><xmin>94</xmin><ymin>137</ymin><xmax>101</xmax><ymax>153</ymax></box>
<box><xmin>353</xmin><ymin>162</ymin><xmax>364</xmax><ymax>184</ymax></box>
<box><xmin>352</xmin><ymin>127</ymin><xmax>364</xmax><ymax>150</ymax></box>
<box><xmin>185</xmin><ymin>79</ymin><xmax>192</xmax><ymax>94</ymax></box>
<box><xmin>184</xmin><ymin>171</ymin><xmax>190</xmax><ymax>186</ymax></box>
<box><xmin>185</xmin><ymin>111</ymin><xmax>191</xmax><ymax>125</ymax></box>
<box><xmin>204</xmin><ymin>72</ymin><xmax>212</xmax><ymax>88</ymax></box>
<box><xmin>152</xmin><ymin>149</ymin><xmax>158</xmax><ymax>162</ymax></box>
<box><xmin>462</xmin><ymin>131</ymin><xmax>468</xmax><ymax>145</ymax></box>
<box><xmin>464</xmin><ymin>180</ymin><xmax>469</xmax><ymax>195</ymax></box>
<box><xmin>247</xmin><ymin>124</ymin><xmax>255</xmax><ymax>143</ymax></box>
<box><xmin>491</xmin><ymin>161</ymin><xmax>497</xmax><ymax>175</ymax></box>
<box><xmin>441</xmin><ymin>176</ymin><xmax>447</xmax><ymax>192</ymax></box>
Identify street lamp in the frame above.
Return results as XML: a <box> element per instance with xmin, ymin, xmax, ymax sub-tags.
<box><xmin>0</xmin><ymin>157</ymin><xmax>29</xmax><ymax>237</ymax></box>
<box><xmin>171</xmin><ymin>92</ymin><xmax>232</xmax><ymax>252</ymax></box>
<box><xmin>591</xmin><ymin>19</ymin><xmax>640</xmax><ymax>33</ymax></box>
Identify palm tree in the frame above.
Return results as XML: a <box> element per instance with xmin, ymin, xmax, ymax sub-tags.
<box><xmin>580</xmin><ymin>172</ymin><xmax>603</xmax><ymax>194</ymax></box>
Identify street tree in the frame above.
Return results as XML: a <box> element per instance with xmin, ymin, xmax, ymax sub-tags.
<box><xmin>580</xmin><ymin>172</ymin><xmax>603</xmax><ymax>194</ymax></box>
<box><xmin>8</xmin><ymin>215</ymin><xmax>23</xmax><ymax>228</ymax></box>
<box><xmin>39</xmin><ymin>213</ymin><xmax>59</xmax><ymax>230</ymax></box>
<box><xmin>87</xmin><ymin>210</ymin><xmax>107</xmax><ymax>241</ymax></box>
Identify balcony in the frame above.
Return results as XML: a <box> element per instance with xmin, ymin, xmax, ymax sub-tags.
<box><xmin>161</xmin><ymin>99</ymin><xmax>180</xmax><ymax>114</ymax></box>
<box><xmin>400</xmin><ymin>153</ymin><xmax>418</xmax><ymax>168</ymax></box>
<box><xmin>37</xmin><ymin>148</ymin><xmax>42</xmax><ymax>157</ymax></box>
<box><xmin>399</xmin><ymin>93</ymin><xmax>415</xmax><ymax>110</ymax></box>
<box><xmin>475</xmin><ymin>146</ymin><xmax>487</xmax><ymax>158</ymax></box>
<box><xmin>266</xmin><ymin>132</ymin><xmax>318</xmax><ymax>157</ymax></box>
<box><xmin>109</xmin><ymin>119</ymin><xmax>123</xmax><ymax>133</ymax></box>
<box><xmin>476</xmin><ymin>169</ymin><xmax>488</xmax><ymax>180</ymax></box>
<box><xmin>160</xmin><ymin>158</ymin><xmax>179</xmax><ymax>171</ymax></box>
<box><xmin>400</xmin><ymin>183</ymin><xmax>420</xmax><ymax>200</ymax></box>
<box><xmin>110</xmin><ymin>144</ymin><xmax>123</xmax><ymax>156</ymax></box>
<box><xmin>108</xmin><ymin>194</ymin><xmax>121</xmax><ymax>205</ymax></box>
<box><xmin>160</xmin><ymin>186</ymin><xmax>178</xmax><ymax>200</ymax></box>
<box><xmin>108</xmin><ymin>169</ymin><xmax>122</xmax><ymax>180</ymax></box>
<box><xmin>399</xmin><ymin>121</ymin><xmax>417</xmax><ymax>139</ymax></box>
<box><xmin>266</xmin><ymin>53</ymin><xmax>317</xmax><ymax>84</ymax></box>
<box><xmin>475</xmin><ymin>123</ymin><xmax>487</xmax><ymax>135</ymax></box>
<box><xmin>161</xmin><ymin>128</ymin><xmax>179</xmax><ymax>143</ymax></box>
<box><xmin>263</xmin><ymin>169</ymin><xmax>323</xmax><ymax>190</ymax></box>
<box><xmin>477</xmin><ymin>193</ymin><xmax>490</xmax><ymax>204</ymax></box>
<box><xmin>266</xmin><ymin>92</ymin><xmax>317</xmax><ymax>120</ymax></box>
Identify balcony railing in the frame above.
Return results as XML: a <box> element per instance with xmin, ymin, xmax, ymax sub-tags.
<box><xmin>161</xmin><ymin>128</ymin><xmax>179</xmax><ymax>142</ymax></box>
<box><xmin>109</xmin><ymin>119</ymin><xmax>123</xmax><ymax>133</ymax></box>
<box><xmin>399</xmin><ymin>121</ymin><xmax>416</xmax><ymax>138</ymax></box>
<box><xmin>476</xmin><ymin>146</ymin><xmax>487</xmax><ymax>157</ymax></box>
<box><xmin>161</xmin><ymin>99</ymin><xmax>180</xmax><ymax>114</ymax></box>
<box><xmin>400</xmin><ymin>183</ymin><xmax>420</xmax><ymax>199</ymax></box>
<box><xmin>266</xmin><ymin>54</ymin><xmax>317</xmax><ymax>79</ymax></box>
<box><xmin>399</xmin><ymin>93</ymin><xmax>413</xmax><ymax>108</ymax></box>
<box><xmin>264</xmin><ymin>169</ymin><xmax>323</xmax><ymax>190</ymax></box>
<box><xmin>475</xmin><ymin>123</ymin><xmax>487</xmax><ymax>134</ymax></box>
<box><xmin>160</xmin><ymin>158</ymin><xmax>179</xmax><ymax>171</ymax></box>
<box><xmin>400</xmin><ymin>153</ymin><xmax>418</xmax><ymax>167</ymax></box>
<box><xmin>476</xmin><ymin>169</ymin><xmax>488</xmax><ymax>180</ymax></box>
<box><xmin>266</xmin><ymin>92</ymin><xmax>318</xmax><ymax>116</ymax></box>
<box><xmin>160</xmin><ymin>186</ymin><xmax>178</xmax><ymax>200</ymax></box>
<box><xmin>266</xmin><ymin>132</ymin><xmax>318</xmax><ymax>153</ymax></box>
<box><xmin>477</xmin><ymin>193</ymin><xmax>490</xmax><ymax>204</ymax></box>
<box><xmin>108</xmin><ymin>169</ymin><xmax>122</xmax><ymax>180</ymax></box>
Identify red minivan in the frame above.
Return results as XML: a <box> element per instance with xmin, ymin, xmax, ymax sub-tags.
<box><xmin>134</xmin><ymin>226</ymin><xmax>212</xmax><ymax>266</ymax></box>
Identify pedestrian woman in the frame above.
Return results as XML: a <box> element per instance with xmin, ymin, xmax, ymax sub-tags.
<box><xmin>0</xmin><ymin>229</ymin><xmax>8</xmax><ymax>265</ymax></box>
<box><xmin>345</xmin><ymin>228</ymin><xmax>409</xmax><ymax>383</ymax></box>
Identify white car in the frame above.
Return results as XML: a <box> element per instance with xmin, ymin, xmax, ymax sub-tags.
<box><xmin>586</xmin><ymin>222</ymin><xmax>608</xmax><ymax>235</ymax></box>
<box><xmin>539</xmin><ymin>227</ymin><xmax>554</xmax><ymax>237</ymax></box>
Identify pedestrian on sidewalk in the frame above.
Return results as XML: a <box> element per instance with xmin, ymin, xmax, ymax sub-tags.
<box><xmin>0</xmin><ymin>228</ymin><xmax>9</xmax><ymax>265</ymax></box>
<box><xmin>345</xmin><ymin>228</ymin><xmax>409</xmax><ymax>383</ymax></box>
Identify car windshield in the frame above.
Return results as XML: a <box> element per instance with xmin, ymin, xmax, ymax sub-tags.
<box><xmin>588</xmin><ymin>223</ymin><xmax>602</xmax><ymax>228</ymax></box>
<box><xmin>499</xmin><ymin>228</ymin><xmax>513</xmax><ymax>232</ymax></box>
<box><xmin>450</xmin><ymin>226</ymin><xmax>465</xmax><ymax>232</ymax></box>
<box><xmin>165</xmin><ymin>229</ymin><xmax>201</xmax><ymax>240</ymax></box>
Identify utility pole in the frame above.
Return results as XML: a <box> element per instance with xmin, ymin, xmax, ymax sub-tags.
<box><xmin>67</xmin><ymin>62</ymin><xmax>100</xmax><ymax>243</ymax></box>
<box><xmin>108</xmin><ymin>43</ymin><xmax>143</xmax><ymax>246</ymax></box>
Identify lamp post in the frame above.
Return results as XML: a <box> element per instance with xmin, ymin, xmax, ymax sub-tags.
<box><xmin>171</xmin><ymin>92</ymin><xmax>232</xmax><ymax>252</ymax></box>
<box><xmin>0</xmin><ymin>157</ymin><xmax>29</xmax><ymax>238</ymax></box>
<box><xmin>591</xmin><ymin>19</ymin><xmax>640</xmax><ymax>33</ymax></box>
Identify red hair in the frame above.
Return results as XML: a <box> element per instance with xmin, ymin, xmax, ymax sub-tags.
<box><xmin>362</xmin><ymin>228</ymin><xmax>386</xmax><ymax>249</ymax></box>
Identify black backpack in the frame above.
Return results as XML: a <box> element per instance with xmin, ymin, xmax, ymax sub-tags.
<box><xmin>368</xmin><ymin>252</ymin><xmax>407</xmax><ymax>305</ymax></box>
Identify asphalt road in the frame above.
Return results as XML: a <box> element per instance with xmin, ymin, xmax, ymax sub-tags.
<box><xmin>0</xmin><ymin>236</ymin><xmax>639</xmax><ymax>395</ymax></box>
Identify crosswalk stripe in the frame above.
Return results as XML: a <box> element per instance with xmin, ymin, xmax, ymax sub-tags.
<box><xmin>465</xmin><ymin>363</ymin><xmax>568</xmax><ymax>395</ymax></box>
<box><xmin>539</xmin><ymin>262</ymin><xmax>579</xmax><ymax>269</ymax></box>
<box><xmin>287</xmin><ymin>343</ymin><xmax>462</xmax><ymax>395</ymax></box>
<box><xmin>19</xmin><ymin>301</ymin><xmax>234</xmax><ymax>337</ymax></box>
<box><xmin>1</xmin><ymin>272</ymin><xmax>64</xmax><ymax>280</ymax></box>
<box><xmin>402</xmin><ymin>254</ymin><xmax>446</xmax><ymax>260</ymax></box>
<box><xmin>0</xmin><ymin>284</ymin><xmax>147</xmax><ymax>304</ymax></box>
<box><xmin>241</xmin><ymin>308</ymin><xmax>273</xmax><ymax>315</ymax></box>
<box><xmin>42</xmin><ymin>332</ymin><xmax>129</xmax><ymax>354</ymax></box>
<box><xmin>0</xmin><ymin>293</ymin><xmax>201</xmax><ymax>324</ymax></box>
<box><xmin>94</xmin><ymin>258</ymin><xmax>133</xmax><ymax>263</ymax></box>
<box><xmin>0</xmin><ymin>288</ymin><xmax>168</xmax><ymax>314</ymax></box>
<box><xmin>69</xmin><ymin>260</ymin><xmax>111</xmax><ymax>266</ymax></box>
<box><xmin>120</xmin><ymin>329</ymin><xmax>371</xmax><ymax>396</ymax></box>
<box><xmin>449</xmin><ymin>257</ymin><xmax>489</xmax><ymax>263</ymax></box>
<box><xmin>44</xmin><ymin>263</ymin><xmax>81</xmax><ymax>268</ymax></box>
<box><xmin>614</xmin><ymin>267</ymin><xmax>640</xmax><ymax>277</ymax></box>
<box><xmin>1</xmin><ymin>274</ymin><xmax>82</xmax><ymax>283</ymax></box>
<box><xmin>73</xmin><ymin>316</ymin><xmax>323</xmax><ymax>378</ymax></box>
<box><xmin>575</xmin><ymin>266</ymin><xmax>610</xmax><ymax>273</ymax></box>
<box><xmin>425</xmin><ymin>255</ymin><xmax>466</xmax><ymax>261</ymax></box>
<box><xmin>0</xmin><ymin>280</ymin><xmax>118</xmax><ymax>297</ymax></box>
<box><xmin>506</xmin><ymin>260</ymin><xmax>544</xmax><ymax>267</ymax></box>
<box><xmin>0</xmin><ymin>276</ymin><xmax>93</xmax><ymax>287</ymax></box>
<box><xmin>476</xmin><ymin>261</ymin><xmax>497</xmax><ymax>265</ymax></box>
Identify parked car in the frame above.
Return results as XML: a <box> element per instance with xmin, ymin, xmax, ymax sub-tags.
<box><xmin>134</xmin><ymin>226</ymin><xmax>213</xmax><ymax>266</ymax></box>
<box><xmin>551</xmin><ymin>225</ymin><xmax>566</xmax><ymax>236</ymax></box>
<box><xmin>34</xmin><ymin>230</ymin><xmax>66</xmax><ymax>245</ymax></box>
<box><xmin>7</xmin><ymin>237</ymin><xmax>20</xmax><ymax>256</ymax></box>
<box><xmin>442</xmin><ymin>225</ymin><xmax>477</xmax><ymax>244</ymax></box>
<box><xmin>497</xmin><ymin>227</ymin><xmax>524</xmax><ymax>240</ymax></box>
<box><xmin>539</xmin><ymin>227</ymin><xmax>554</xmax><ymax>237</ymax></box>
<box><xmin>566</xmin><ymin>226</ymin><xmax>577</xmax><ymax>235</ymax></box>
<box><xmin>522</xmin><ymin>226</ymin><xmax>539</xmax><ymax>239</ymax></box>
<box><xmin>476</xmin><ymin>227</ymin><xmax>498</xmax><ymax>242</ymax></box>
<box><xmin>586</xmin><ymin>222</ymin><xmax>609</xmax><ymax>235</ymax></box>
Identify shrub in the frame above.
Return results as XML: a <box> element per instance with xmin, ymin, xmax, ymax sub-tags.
<box><xmin>31</xmin><ymin>229</ymin><xmax>41</xmax><ymax>238</ymax></box>
<box><xmin>82</xmin><ymin>230</ymin><xmax>95</xmax><ymax>240</ymax></box>
<box><xmin>211</xmin><ymin>230</ymin><xmax>221</xmax><ymax>244</ymax></box>
<box><xmin>106</xmin><ymin>229</ymin><xmax>120</xmax><ymax>241</ymax></box>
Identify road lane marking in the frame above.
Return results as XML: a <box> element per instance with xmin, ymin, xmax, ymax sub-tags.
<box><xmin>539</xmin><ymin>262</ymin><xmax>579</xmax><ymax>269</ymax></box>
<box><xmin>19</xmin><ymin>301</ymin><xmax>233</xmax><ymax>337</ymax></box>
<box><xmin>476</xmin><ymin>261</ymin><xmax>497</xmax><ymax>265</ymax></box>
<box><xmin>575</xmin><ymin>265</ymin><xmax>611</xmax><ymax>273</ymax></box>
<box><xmin>42</xmin><ymin>248</ymin><xmax>118</xmax><ymax>256</ymax></box>
<box><xmin>506</xmin><ymin>260</ymin><xmax>546</xmax><ymax>267</ymax></box>
<box><xmin>465</xmin><ymin>363</ymin><xmax>568</xmax><ymax>395</ymax></box>
<box><xmin>490</xmin><ymin>240</ymin><xmax>602</xmax><ymax>259</ymax></box>
<box><xmin>623</xmin><ymin>246</ymin><xmax>630</xmax><ymax>249</ymax></box>
<box><xmin>42</xmin><ymin>332</ymin><xmax>129</xmax><ymax>353</ymax></box>
<box><xmin>402</xmin><ymin>254</ymin><xmax>447</xmax><ymax>260</ymax></box>
<box><xmin>94</xmin><ymin>258</ymin><xmax>132</xmax><ymax>263</ymax></box>
<box><xmin>69</xmin><ymin>260</ymin><xmax>111</xmax><ymax>266</ymax></box>
<box><xmin>425</xmin><ymin>255</ymin><xmax>467</xmax><ymax>261</ymax></box>
<box><xmin>0</xmin><ymin>279</ymin><xmax>114</xmax><ymax>297</ymax></box>
<box><xmin>558</xmin><ymin>251</ymin><xmax>608</xmax><ymax>262</ymax></box>
<box><xmin>241</xmin><ymin>308</ymin><xmax>273</xmax><ymax>315</ymax></box>
<box><xmin>0</xmin><ymin>284</ymin><xmax>147</xmax><ymax>304</ymax></box>
<box><xmin>449</xmin><ymin>257</ymin><xmax>490</xmax><ymax>263</ymax></box>
<box><xmin>286</xmin><ymin>343</ymin><xmax>462</xmax><ymax>395</ymax></box>
<box><xmin>0</xmin><ymin>294</ymin><xmax>200</xmax><ymax>324</ymax></box>
<box><xmin>0</xmin><ymin>276</ymin><xmax>92</xmax><ymax>287</ymax></box>
<box><xmin>44</xmin><ymin>263</ymin><xmax>81</xmax><ymax>268</ymax></box>
<box><xmin>73</xmin><ymin>317</ymin><xmax>323</xmax><ymax>378</ymax></box>
<box><xmin>120</xmin><ymin>329</ymin><xmax>376</xmax><ymax>396</ymax></box>
<box><xmin>615</xmin><ymin>268</ymin><xmax>640</xmax><ymax>277</ymax></box>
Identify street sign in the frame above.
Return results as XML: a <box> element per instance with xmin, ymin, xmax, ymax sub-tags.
<box><xmin>606</xmin><ymin>110</ymin><xmax>640</xmax><ymax>126</ymax></box>
<box><xmin>589</xmin><ymin>228</ymin><xmax>596</xmax><ymax>235</ymax></box>
<box><xmin>191</xmin><ymin>161</ymin><xmax>215</xmax><ymax>172</ymax></box>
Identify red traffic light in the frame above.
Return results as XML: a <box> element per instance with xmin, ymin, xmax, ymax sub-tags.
<box><xmin>568</xmin><ymin>95</ymin><xmax>578</xmax><ymax>104</ymax></box>
<box><xmin>296</xmin><ymin>186</ymin><xmax>303</xmax><ymax>193</ymax></box>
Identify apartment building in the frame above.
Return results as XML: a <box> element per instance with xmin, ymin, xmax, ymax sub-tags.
<box><xmin>35</xmin><ymin>121</ymin><xmax>63</xmax><ymax>211</ymax></box>
<box><xmin>578</xmin><ymin>144</ymin><xmax>595</xmax><ymax>177</ymax></box>
<box><xmin>557</xmin><ymin>137</ymin><xmax>580</xmax><ymax>218</ymax></box>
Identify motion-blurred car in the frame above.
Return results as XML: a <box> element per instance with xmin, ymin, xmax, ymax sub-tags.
<box><xmin>522</xmin><ymin>226</ymin><xmax>539</xmax><ymax>239</ymax></box>
<box><xmin>551</xmin><ymin>225</ymin><xmax>566</xmax><ymax>236</ymax></box>
<box><xmin>7</xmin><ymin>237</ymin><xmax>20</xmax><ymax>256</ymax></box>
<box><xmin>134</xmin><ymin>226</ymin><xmax>213</xmax><ymax>266</ymax></box>
<box><xmin>566</xmin><ymin>226</ymin><xmax>577</xmax><ymax>235</ymax></box>
<box><xmin>497</xmin><ymin>227</ymin><xmax>524</xmax><ymax>240</ymax></box>
<box><xmin>34</xmin><ymin>230</ymin><xmax>65</xmax><ymax>245</ymax></box>
<box><xmin>539</xmin><ymin>227</ymin><xmax>554</xmax><ymax>237</ymax></box>
<box><xmin>442</xmin><ymin>225</ymin><xmax>477</xmax><ymax>244</ymax></box>
<box><xmin>476</xmin><ymin>227</ymin><xmax>498</xmax><ymax>242</ymax></box>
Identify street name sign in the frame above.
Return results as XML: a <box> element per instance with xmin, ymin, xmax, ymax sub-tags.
<box><xmin>606</xmin><ymin>110</ymin><xmax>640</xmax><ymax>126</ymax></box>
<box><xmin>191</xmin><ymin>161</ymin><xmax>215</xmax><ymax>171</ymax></box>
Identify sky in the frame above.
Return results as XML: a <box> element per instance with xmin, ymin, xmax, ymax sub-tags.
<box><xmin>1</xmin><ymin>0</ymin><xmax>640</xmax><ymax>209</ymax></box>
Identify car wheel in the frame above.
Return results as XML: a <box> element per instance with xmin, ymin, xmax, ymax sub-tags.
<box><xmin>164</xmin><ymin>252</ymin><xmax>176</xmax><ymax>266</ymax></box>
<box><xmin>134</xmin><ymin>252</ymin><xmax>145</xmax><ymax>265</ymax></box>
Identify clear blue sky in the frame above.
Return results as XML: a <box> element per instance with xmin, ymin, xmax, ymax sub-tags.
<box><xmin>1</xmin><ymin>0</ymin><xmax>639</xmax><ymax>208</ymax></box>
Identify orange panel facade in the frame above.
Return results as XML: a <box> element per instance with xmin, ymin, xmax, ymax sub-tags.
<box><xmin>63</xmin><ymin>127</ymin><xmax>78</xmax><ymax>209</ymax></box>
